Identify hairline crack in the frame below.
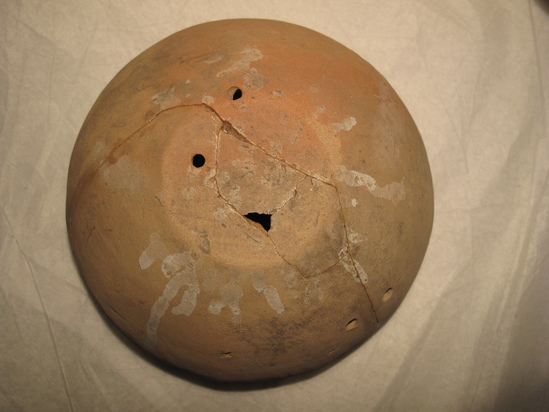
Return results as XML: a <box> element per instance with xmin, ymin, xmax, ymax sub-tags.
<box><xmin>71</xmin><ymin>102</ymin><xmax>379</xmax><ymax>324</ymax></box>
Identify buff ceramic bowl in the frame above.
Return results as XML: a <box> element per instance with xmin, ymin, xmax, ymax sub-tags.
<box><xmin>66</xmin><ymin>19</ymin><xmax>433</xmax><ymax>382</ymax></box>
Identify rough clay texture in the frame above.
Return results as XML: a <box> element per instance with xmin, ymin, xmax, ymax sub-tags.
<box><xmin>66</xmin><ymin>19</ymin><xmax>434</xmax><ymax>382</ymax></box>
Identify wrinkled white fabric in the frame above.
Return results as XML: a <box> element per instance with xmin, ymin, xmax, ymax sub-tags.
<box><xmin>1</xmin><ymin>1</ymin><xmax>548</xmax><ymax>411</ymax></box>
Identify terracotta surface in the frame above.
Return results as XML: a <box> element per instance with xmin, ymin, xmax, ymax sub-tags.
<box><xmin>66</xmin><ymin>19</ymin><xmax>433</xmax><ymax>382</ymax></box>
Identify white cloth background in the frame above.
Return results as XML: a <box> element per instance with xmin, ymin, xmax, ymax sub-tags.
<box><xmin>1</xmin><ymin>1</ymin><xmax>548</xmax><ymax>411</ymax></box>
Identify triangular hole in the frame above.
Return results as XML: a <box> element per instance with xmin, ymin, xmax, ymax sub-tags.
<box><xmin>244</xmin><ymin>213</ymin><xmax>271</xmax><ymax>231</ymax></box>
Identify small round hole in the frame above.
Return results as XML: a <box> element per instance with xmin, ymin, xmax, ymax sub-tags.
<box><xmin>232</xmin><ymin>88</ymin><xmax>242</xmax><ymax>100</ymax></box>
<box><xmin>382</xmin><ymin>288</ymin><xmax>394</xmax><ymax>302</ymax></box>
<box><xmin>226</xmin><ymin>86</ymin><xmax>242</xmax><ymax>101</ymax></box>
<box><xmin>192</xmin><ymin>154</ymin><xmax>205</xmax><ymax>168</ymax></box>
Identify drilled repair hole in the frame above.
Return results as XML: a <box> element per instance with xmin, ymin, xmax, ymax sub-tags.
<box><xmin>192</xmin><ymin>154</ymin><xmax>205</xmax><ymax>168</ymax></box>
<box><xmin>244</xmin><ymin>213</ymin><xmax>271</xmax><ymax>231</ymax></box>
<box><xmin>345</xmin><ymin>319</ymin><xmax>358</xmax><ymax>331</ymax></box>
<box><xmin>233</xmin><ymin>89</ymin><xmax>242</xmax><ymax>100</ymax></box>
<box><xmin>382</xmin><ymin>288</ymin><xmax>394</xmax><ymax>302</ymax></box>
<box><xmin>226</xmin><ymin>86</ymin><xmax>242</xmax><ymax>100</ymax></box>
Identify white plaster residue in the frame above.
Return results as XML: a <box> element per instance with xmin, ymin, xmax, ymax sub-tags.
<box><xmin>216</xmin><ymin>48</ymin><xmax>263</xmax><ymax>77</ymax></box>
<box><xmin>172</xmin><ymin>266</ymin><xmax>200</xmax><ymax>317</ymax></box>
<box><xmin>139</xmin><ymin>233</ymin><xmax>169</xmax><ymax>270</ymax></box>
<box><xmin>184</xmin><ymin>79</ymin><xmax>191</xmax><ymax>84</ymax></box>
<box><xmin>187</xmin><ymin>164</ymin><xmax>200</xmax><ymax>177</ymax></box>
<box><xmin>243</xmin><ymin>68</ymin><xmax>266</xmax><ymax>90</ymax></box>
<box><xmin>339</xmin><ymin>249</ymin><xmax>368</xmax><ymax>284</ymax></box>
<box><xmin>331</xmin><ymin>116</ymin><xmax>357</xmax><ymax>132</ymax></box>
<box><xmin>371</xmin><ymin>180</ymin><xmax>406</xmax><ymax>205</ymax></box>
<box><xmin>145</xmin><ymin>251</ymin><xmax>199</xmax><ymax>348</ymax></box>
<box><xmin>216</xmin><ymin>170</ymin><xmax>230</xmax><ymax>185</ymax></box>
<box><xmin>152</xmin><ymin>87</ymin><xmax>181</xmax><ymax>110</ymax></box>
<box><xmin>145</xmin><ymin>274</ymin><xmax>181</xmax><ymax>348</ymax></box>
<box><xmin>348</xmin><ymin>229</ymin><xmax>363</xmax><ymax>245</ymax></box>
<box><xmin>337</xmin><ymin>165</ymin><xmax>406</xmax><ymax>205</ymax></box>
<box><xmin>202</xmin><ymin>169</ymin><xmax>217</xmax><ymax>189</ymax></box>
<box><xmin>337</xmin><ymin>165</ymin><xmax>376</xmax><ymax>190</ymax></box>
<box><xmin>202</xmin><ymin>95</ymin><xmax>215</xmax><ymax>105</ymax></box>
<box><xmin>226</xmin><ymin>185</ymin><xmax>242</xmax><ymax>208</ymax></box>
<box><xmin>338</xmin><ymin>196</ymin><xmax>360</xmax><ymax>208</ymax></box>
<box><xmin>208</xmin><ymin>281</ymin><xmax>244</xmax><ymax>323</ymax></box>
<box><xmin>253</xmin><ymin>278</ymin><xmax>285</xmax><ymax>314</ymax></box>
<box><xmin>161</xmin><ymin>253</ymin><xmax>193</xmax><ymax>278</ymax></box>
<box><xmin>203</xmin><ymin>53</ymin><xmax>224</xmax><ymax>64</ymax></box>
<box><xmin>353</xmin><ymin>261</ymin><xmax>368</xmax><ymax>284</ymax></box>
